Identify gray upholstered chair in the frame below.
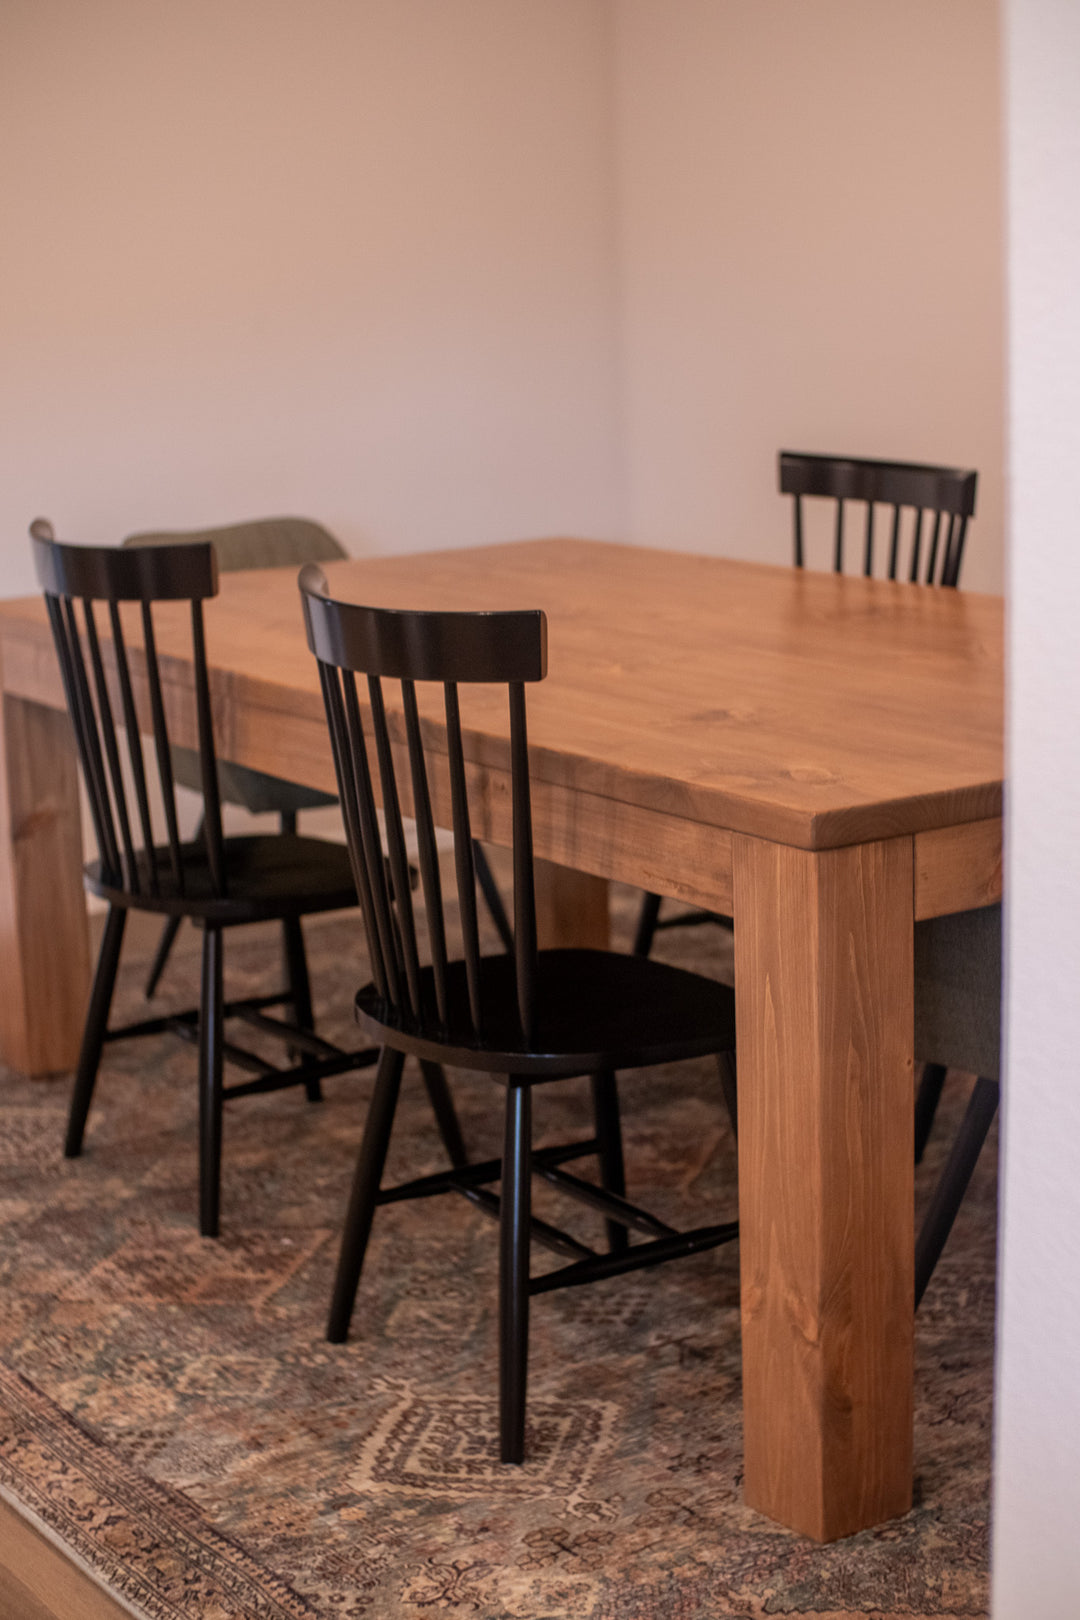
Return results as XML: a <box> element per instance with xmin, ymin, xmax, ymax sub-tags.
<box><xmin>126</xmin><ymin>517</ymin><xmax>513</xmax><ymax>1000</ymax></box>
<box><xmin>913</xmin><ymin>902</ymin><xmax>1001</xmax><ymax>1305</ymax></box>
<box><xmin>124</xmin><ymin>519</ymin><xmax>348</xmax><ymax>1004</ymax></box>
<box><xmin>126</xmin><ymin>517</ymin><xmax>346</xmax><ymax>819</ymax></box>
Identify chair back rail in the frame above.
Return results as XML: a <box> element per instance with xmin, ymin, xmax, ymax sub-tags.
<box><xmin>30</xmin><ymin>524</ymin><xmax>225</xmax><ymax>900</ymax></box>
<box><xmin>125</xmin><ymin>516</ymin><xmax>346</xmax><ymax>573</ymax></box>
<box><xmin>300</xmin><ymin>565</ymin><xmax>546</xmax><ymax>1047</ymax></box>
<box><xmin>779</xmin><ymin>451</ymin><xmax>977</xmax><ymax>586</ymax></box>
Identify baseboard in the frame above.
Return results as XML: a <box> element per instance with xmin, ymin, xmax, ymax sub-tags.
<box><xmin>0</xmin><ymin>1496</ymin><xmax>134</xmax><ymax>1620</ymax></box>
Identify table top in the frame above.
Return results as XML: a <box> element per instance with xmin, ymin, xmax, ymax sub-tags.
<box><xmin>0</xmin><ymin>537</ymin><xmax>1004</xmax><ymax>851</ymax></box>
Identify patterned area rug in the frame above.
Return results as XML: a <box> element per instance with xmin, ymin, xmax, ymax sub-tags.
<box><xmin>0</xmin><ymin>886</ymin><xmax>995</xmax><ymax>1618</ymax></box>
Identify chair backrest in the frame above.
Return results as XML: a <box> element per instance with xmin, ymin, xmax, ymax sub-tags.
<box><xmin>779</xmin><ymin>452</ymin><xmax>978</xmax><ymax>586</ymax></box>
<box><xmin>299</xmin><ymin>565</ymin><xmax>547</xmax><ymax>1046</ymax></box>
<box><xmin>30</xmin><ymin>521</ymin><xmax>226</xmax><ymax>901</ymax></box>
<box><xmin>915</xmin><ymin>903</ymin><xmax>1002</xmax><ymax>1084</ymax></box>
<box><xmin>124</xmin><ymin>516</ymin><xmax>347</xmax><ymax>572</ymax></box>
<box><xmin>121</xmin><ymin>518</ymin><xmax>346</xmax><ymax>806</ymax></box>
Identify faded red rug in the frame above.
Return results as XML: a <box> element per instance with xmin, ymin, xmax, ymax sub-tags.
<box><xmin>0</xmin><ymin>892</ymin><xmax>994</xmax><ymax>1618</ymax></box>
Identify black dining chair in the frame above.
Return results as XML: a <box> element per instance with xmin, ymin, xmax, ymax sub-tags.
<box><xmin>635</xmin><ymin>452</ymin><xmax>980</xmax><ymax>960</ymax></box>
<box><xmin>299</xmin><ymin>565</ymin><xmax>739</xmax><ymax>1464</ymax></box>
<box><xmin>782</xmin><ymin>452</ymin><xmax>981</xmax><ymax>1165</ymax></box>
<box><xmin>779</xmin><ymin>451</ymin><xmax>978</xmax><ymax>585</ymax></box>
<box><xmin>123</xmin><ymin>519</ymin><xmax>514</xmax><ymax>1004</ymax></box>
<box><xmin>30</xmin><ymin>524</ymin><xmax>383</xmax><ymax>1238</ymax></box>
<box><xmin>634</xmin><ymin>452</ymin><xmax>980</xmax><ymax>1166</ymax></box>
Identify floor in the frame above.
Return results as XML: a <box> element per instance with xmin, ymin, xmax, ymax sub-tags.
<box><xmin>0</xmin><ymin>883</ymin><xmax>996</xmax><ymax>1618</ymax></box>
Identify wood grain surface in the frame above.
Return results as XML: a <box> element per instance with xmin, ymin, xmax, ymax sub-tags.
<box><xmin>733</xmin><ymin>832</ymin><xmax>916</xmax><ymax>1540</ymax></box>
<box><xmin>914</xmin><ymin>816</ymin><xmax>1003</xmax><ymax>919</ymax></box>
<box><xmin>0</xmin><ymin>1498</ymin><xmax>131</xmax><ymax>1620</ymax></box>
<box><xmin>0</xmin><ymin>694</ymin><xmax>90</xmax><ymax>1074</ymax></box>
<box><xmin>0</xmin><ymin>539</ymin><xmax>1004</xmax><ymax>853</ymax></box>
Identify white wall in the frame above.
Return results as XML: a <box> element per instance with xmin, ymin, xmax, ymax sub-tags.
<box><xmin>12</xmin><ymin>9</ymin><xmax>1067</xmax><ymax>1605</ymax></box>
<box><xmin>1</xmin><ymin>2</ymin><xmax>1005</xmax><ymax>602</ymax></box>
<box><xmin>0</xmin><ymin>0</ymin><xmax>623</xmax><ymax>597</ymax></box>
<box><xmin>612</xmin><ymin>0</ymin><xmax>1005</xmax><ymax>591</ymax></box>
<box><xmin>995</xmin><ymin>2</ymin><xmax>1080</xmax><ymax>1612</ymax></box>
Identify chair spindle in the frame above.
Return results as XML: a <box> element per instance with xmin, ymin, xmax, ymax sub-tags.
<box><xmin>342</xmin><ymin>670</ymin><xmax>402</xmax><ymax>1010</ymax></box>
<box><xmin>402</xmin><ymin>679</ymin><xmax>451</xmax><ymax>1027</ymax></box>
<box><xmin>140</xmin><ymin>602</ymin><xmax>185</xmax><ymax>895</ymax></box>
<box><xmin>444</xmin><ymin>682</ymin><xmax>483</xmax><ymax>1038</ymax></box>
<box><xmin>509</xmin><ymin>682</ymin><xmax>537</xmax><ymax>1047</ymax></box>
<box><xmin>190</xmin><ymin>601</ymin><xmax>225</xmax><ymax>897</ymax></box>
<box><xmin>82</xmin><ymin>601</ymin><xmax>139</xmax><ymax>892</ymax></box>
<box><xmin>888</xmin><ymin>505</ymin><xmax>902</xmax><ymax>580</ymax></box>
<box><xmin>368</xmin><ymin>674</ymin><xmax>423</xmax><ymax>1019</ymax></box>
<box><xmin>925</xmin><ymin>511</ymin><xmax>943</xmax><ymax>585</ymax></box>
<box><xmin>318</xmin><ymin>662</ymin><xmax>388</xmax><ymax>1002</ymax></box>
<box><xmin>108</xmin><ymin>601</ymin><xmax>160</xmax><ymax>896</ymax></box>
<box><xmin>910</xmin><ymin>508</ymin><xmax>925</xmax><ymax>582</ymax></box>
<box><xmin>52</xmin><ymin>596</ymin><xmax>120</xmax><ymax>884</ymax></box>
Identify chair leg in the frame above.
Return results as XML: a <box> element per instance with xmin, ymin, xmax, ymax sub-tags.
<box><xmin>473</xmin><ymin>840</ymin><xmax>514</xmax><ymax>954</ymax></box>
<box><xmin>327</xmin><ymin>1046</ymin><xmax>406</xmax><ymax>1343</ymax></box>
<box><xmin>633</xmin><ymin>892</ymin><xmax>662</xmax><ymax>957</ymax></box>
<box><xmin>716</xmin><ymin>1050</ymin><xmax>739</xmax><ymax>1141</ymax></box>
<box><xmin>282</xmin><ymin>915</ymin><xmax>320</xmax><ymax>1101</ymax></box>
<box><xmin>914</xmin><ymin>1062</ymin><xmax>948</xmax><ymax>1164</ymax></box>
<box><xmin>419</xmin><ymin>1059</ymin><xmax>468</xmax><ymax>1168</ymax></box>
<box><xmin>198</xmin><ymin>925</ymin><xmax>225</xmax><ymax>1238</ymax></box>
<box><xmin>143</xmin><ymin>915</ymin><xmax>182</xmax><ymax>999</ymax></box>
<box><xmin>590</xmin><ymin>1070</ymin><xmax>628</xmax><ymax>1255</ymax></box>
<box><xmin>915</xmin><ymin>1075</ymin><xmax>1000</xmax><ymax>1309</ymax></box>
<box><xmin>500</xmin><ymin>1080</ymin><xmax>532</xmax><ymax>1463</ymax></box>
<box><xmin>65</xmin><ymin>905</ymin><xmax>127</xmax><ymax>1158</ymax></box>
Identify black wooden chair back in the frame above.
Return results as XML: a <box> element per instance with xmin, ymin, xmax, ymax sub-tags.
<box><xmin>30</xmin><ymin>523</ymin><xmax>226</xmax><ymax>903</ymax></box>
<box><xmin>779</xmin><ymin>452</ymin><xmax>978</xmax><ymax>586</ymax></box>
<box><xmin>299</xmin><ymin>565</ymin><xmax>546</xmax><ymax>1046</ymax></box>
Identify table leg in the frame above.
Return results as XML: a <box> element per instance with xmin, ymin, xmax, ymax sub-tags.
<box><xmin>732</xmin><ymin>833</ymin><xmax>914</xmax><ymax>1541</ymax></box>
<box><xmin>0</xmin><ymin>693</ymin><xmax>90</xmax><ymax>1076</ymax></box>
<box><xmin>534</xmin><ymin>858</ymin><xmax>610</xmax><ymax>950</ymax></box>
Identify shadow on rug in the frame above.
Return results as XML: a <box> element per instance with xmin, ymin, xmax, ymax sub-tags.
<box><xmin>0</xmin><ymin>888</ymin><xmax>994</xmax><ymax>1618</ymax></box>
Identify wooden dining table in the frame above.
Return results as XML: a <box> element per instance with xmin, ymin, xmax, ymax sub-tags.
<box><xmin>0</xmin><ymin>537</ymin><xmax>1003</xmax><ymax>1541</ymax></box>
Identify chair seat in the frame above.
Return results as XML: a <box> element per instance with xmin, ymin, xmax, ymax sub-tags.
<box><xmin>168</xmin><ymin>750</ymin><xmax>339</xmax><ymax>816</ymax></box>
<box><xmin>357</xmin><ymin>947</ymin><xmax>737</xmax><ymax>1078</ymax></box>
<box><xmin>87</xmin><ymin>834</ymin><xmax>356</xmax><ymax>923</ymax></box>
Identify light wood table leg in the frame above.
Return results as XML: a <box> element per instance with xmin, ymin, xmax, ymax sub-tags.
<box><xmin>0</xmin><ymin>693</ymin><xmax>90</xmax><ymax>1076</ymax></box>
<box><xmin>534</xmin><ymin>858</ymin><xmax>610</xmax><ymax>949</ymax></box>
<box><xmin>732</xmin><ymin>833</ymin><xmax>914</xmax><ymax>1540</ymax></box>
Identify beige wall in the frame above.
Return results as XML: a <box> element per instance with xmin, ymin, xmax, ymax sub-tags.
<box><xmin>612</xmin><ymin>0</ymin><xmax>1005</xmax><ymax>592</ymax></box>
<box><xmin>1</xmin><ymin>2</ymin><xmax>1004</xmax><ymax>597</ymax></box>
<box><xmin>0</xmin><ymin>0</ymin><xmax>623</xmax><ymax>598</ymax></box>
